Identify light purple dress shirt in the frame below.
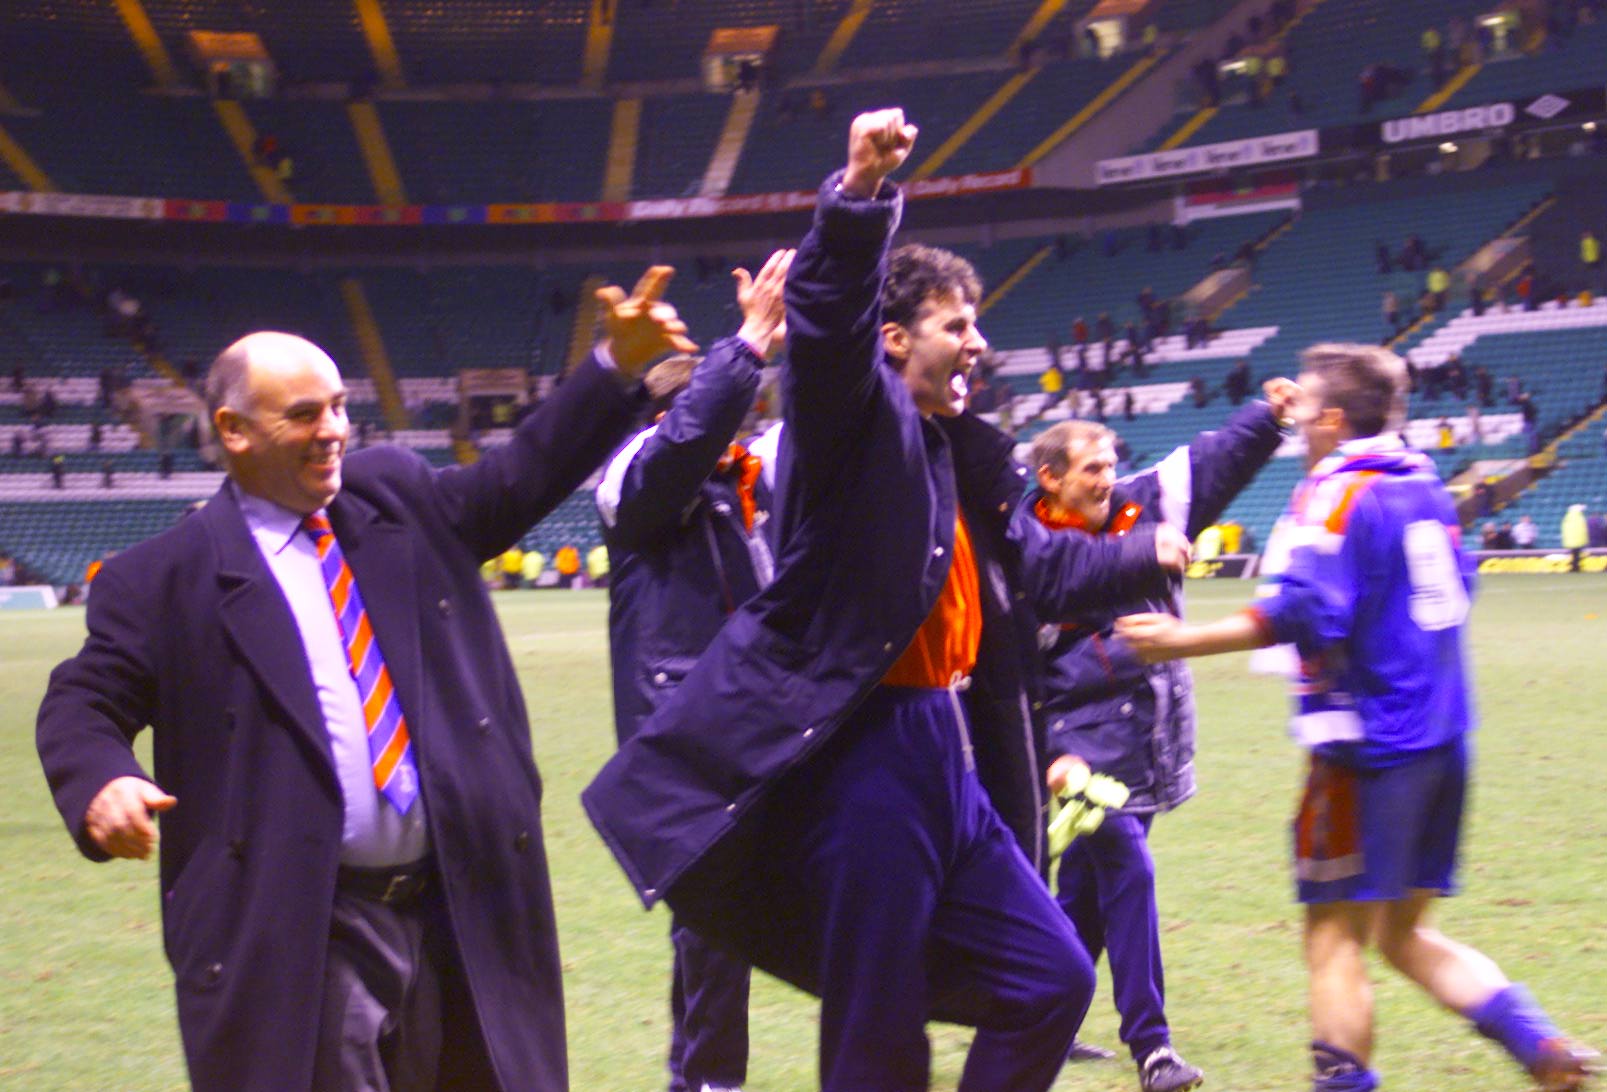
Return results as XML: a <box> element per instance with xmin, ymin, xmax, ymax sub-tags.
<box><xmin>236</xmin><ymin>486</ymin><xmax>429</xmax><ymax>866</ymax></box>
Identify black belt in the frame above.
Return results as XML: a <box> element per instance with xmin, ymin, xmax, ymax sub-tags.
<box><xmin>336</xmin><ymin>860</ymin><xmax>433</xmax><ymax>907</ymax></box>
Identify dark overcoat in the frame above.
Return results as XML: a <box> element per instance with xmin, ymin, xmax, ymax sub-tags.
<box><xmin>583</xmin><ymin>177</ymin><xmax>1166</xmax><ymax>978</ymax></box>
<box><xmin>37</xmin><ymin>358</ymin><xmax>639</xmax><ymax>1092</ymax></box>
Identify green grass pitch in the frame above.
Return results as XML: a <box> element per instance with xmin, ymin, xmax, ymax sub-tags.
<box><xmin>1</xmin><ymin>576</ymin><xmax>1603</xmax><ymax>1090</ymax></box>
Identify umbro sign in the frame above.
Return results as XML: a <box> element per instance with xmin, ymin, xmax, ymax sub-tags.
<box><xmin>1381</xmin><ymin>103</ymin><xmax>1516</xmax><ymax>144</ymax></box>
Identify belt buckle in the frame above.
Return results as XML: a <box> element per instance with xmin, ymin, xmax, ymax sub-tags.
<box><xmin>381</xmin><ymin>872</ymin><xmax>413</xmax><ymax>905</ymax></box>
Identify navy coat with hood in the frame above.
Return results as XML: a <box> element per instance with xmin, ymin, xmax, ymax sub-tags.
<box><xmin>1030</xmin><ymin>401</ymin><xmax>1285</xmax><ymax>812</ymax></box>
<box><xmin>598</xmin><ymin>335</ymin><xmax>774</xmax><ymax>746</ymax></box>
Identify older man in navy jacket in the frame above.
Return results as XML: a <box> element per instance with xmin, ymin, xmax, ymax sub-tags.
<box><xmin>36</xmin><ymin>269</ymin><xmax>693</xmax><ymax>1092</ymax></box>
<box><xmin>598</xmin><ymin>249</ymin><xmax>792</xmax><ymax>1092</ymax></box>
<box><xmin>1026</xmin><ymin>388</ymin><xmax>1295</xmax><ymax>1092</ymax></box>
<box><xmin>586</xmin><ymin>111</ymin><xmax>1191</xmax><ymax>1092</ymax></box>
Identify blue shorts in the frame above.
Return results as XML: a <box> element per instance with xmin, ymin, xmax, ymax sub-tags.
<box><xmin>1292</xmin><ymin>738</ymin><xmax>1466</xmax><ymax>904</ymax></box>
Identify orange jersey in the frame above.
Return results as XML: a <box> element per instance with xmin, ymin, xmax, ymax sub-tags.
<box><xmin>882</xmin><ymin>514</ymin><xmax>983</xmax><ymax>688</ymax></box>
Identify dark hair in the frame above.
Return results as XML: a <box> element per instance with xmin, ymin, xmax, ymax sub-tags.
<box><xmin>881</xmin><ymin>244</ymin><xmax>982</xmax><ymax>329</ymax></box>
<box><xmin>643</xmin><ymin>354</ymin><xmax>699</xmax><ymax>416</ymax></box>
<box><xmin>1030</xmin><ymin>420</ymin><xmax>1114</xmax><ymax>479</ymax></box>
<box><xmin>1299</xmin><ymin>342</ymin><xmax>1407</xmax><ymax>438</ymax></box>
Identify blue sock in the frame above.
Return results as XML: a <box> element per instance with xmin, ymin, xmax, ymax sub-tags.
<box><xmin>1312</xmin><ymin>1041</ymin><xmax>1380</xmax><ymax>1092</ymax></box>
<box><xmin>1467</xmin><ymin>983</ymin><xmax>1562</xmax><ymax>1073</ymax></box>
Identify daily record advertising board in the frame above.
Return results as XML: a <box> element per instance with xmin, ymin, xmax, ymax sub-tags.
<box><xmin>1096</xmin><ymin>86</ymin><xmax>1607</xmax><ymax>186</ymax></box>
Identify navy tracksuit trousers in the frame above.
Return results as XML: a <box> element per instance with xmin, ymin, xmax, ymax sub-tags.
<box><xmin>759</xmin><ymin>686</ymin><xmax>1097</xmax><ymax>1092</ymax></box>
<box><xmin>1055</xmin><ymin>811</ymin><xmax>1171</xmax><ymax>1061</ymax></box>
<box><xmin>667</xmin><ymin>920</ymin><xmax>750</xmax><ymax>1092</ymax></box>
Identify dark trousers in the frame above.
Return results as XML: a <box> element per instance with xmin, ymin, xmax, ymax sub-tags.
<box><xmin>1055</xmin><ymin>811</ymin><xmax>1170</xmax><ymax>1061</ymax></box>
<box><xmin>668</xmin><ymin>919</ymin><xmax>750</xmax><ymax>1092</ymax></box>
<box><xmin>748</xmin><ymin>686</ymin><xmax>1095</xmax><ymax>1092</ymax></box>
<box><xmin>313</xmin><ymin>883</ymin><xmax>499</xmax><ymax>1092</ymax></box>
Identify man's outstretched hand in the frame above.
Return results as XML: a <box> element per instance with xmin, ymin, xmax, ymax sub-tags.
<box><xmin>597</xmin><ymin>265</ymin><xmax>700</xmax><ymax>377</ymax></box>
<box><xmin>1115</xmin><ymin>612</ymin><xmax>1190</xmax><ymax>664</ymax></box>
<box><xmin>84</xmin><ymin>775</ymin><xmax>176</xmax><ymax>859</ymax></box>
<box><xmin>841</xmin><ymin>108</ymin><xmax>919</xmax><ymax>199</ymax></box>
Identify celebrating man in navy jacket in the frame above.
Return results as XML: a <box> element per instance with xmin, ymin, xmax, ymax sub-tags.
<box><xmin>36</xmin><ymin>269</ymin><xmax>694</xmax><ymax>1092</ymax></box>
<box><xmin>586</xmin><ymin>110</ymin><xmax>1191</xmax><ymax>1092</ymax></box>
<box><xmin>1025</xmin><ymin>383</ymin><xmax>1296</xmax><ymax>1092</ymax></box>
<box><xmin>597</xmin><ymin>248</ymin><xmax>792</xmax><ymax>1092</ymax></box>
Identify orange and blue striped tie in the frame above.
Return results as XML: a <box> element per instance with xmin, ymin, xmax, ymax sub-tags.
<box><xmin>303</xmin><ymin>513</ymin><xmax>419</xmax><ymax>814</ymax></box>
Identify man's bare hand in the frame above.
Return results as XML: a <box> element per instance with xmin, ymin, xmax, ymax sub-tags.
<box><xmin>1114</xmin><ymin>613</ymin><xmax>1188</xmax><ymax>664</ymax></box>
<box><xmin>1154</xmin><ymin>523</ymin><xmax>1193</xmax><ymax>573</ymax></box>
<box><xmin>1046</xmin><ymin>754</ymin><xmax>1092</xmax><ymax>795</ymax></box>
<box><xmin>1263</xmin><ymin>376</ymin><xmax>1303</xmax><ymax>424</ymax></box>
<box><xmin>84</xmin><ymin>776</ymin><xmax>176</xmax><ymax>859</ymax></box>
<box><xmin>597</xmin><ymin>265</ymin><xmax>700</xmax><ymax>377</ymax></box>
<box><xmin>841</xmin><ymin>108</ymin><xmax>919</xmax><ymax>199</ymax></box>
<box><xmin>734</xmin><ymin>248</ymin><xmax>795</xmax><ymax>361</ymax></box>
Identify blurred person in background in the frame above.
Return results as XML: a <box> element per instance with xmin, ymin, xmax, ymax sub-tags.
<box><xmin>595</xmin><ymin>247</ymin><xmax>792</xmax><ymax>1092</ymax></box>
<box><xmin>1022</xmin><ymin>378</ymin><xmax>1296</xmax><ymax>1092</ymax></box>
<box><xmin>1119</xmin><ymin>343</ymin><xmax>1598</xmax><ymax>1092</ymax></box>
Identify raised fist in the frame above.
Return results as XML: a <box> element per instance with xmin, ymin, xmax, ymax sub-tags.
<box><xmin>841</xmin><ymin>108</ymin><xmax>919</xmax><ymax>199</ymax></box>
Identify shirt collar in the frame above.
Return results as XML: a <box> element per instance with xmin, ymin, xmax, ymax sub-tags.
<box><xmin>233</xmin><ymin>481</ymin><xmax>315</xmax><ymax>556</ymax></box>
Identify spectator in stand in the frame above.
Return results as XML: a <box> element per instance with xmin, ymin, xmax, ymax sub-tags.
<box><xmin>499</xmin><ymin>545</ymin><xmax>525</xmax><ymax>589</ymax></box>
<box><xmin>1073</xmin><ymin>315</ymin><xmax>1091</xmax><ymax>368</ymax></box>
<box><xmin>1376</xmin><ymin>241</ymin><xmax>1393</xmax><ymax>274</ymax></box>
<box><xmin>1445</xmin><ymin>355</ymin><xmax>1468</xmax><ymax>402</ymax></box>
<box><xmin>1562</xmin><ymin>504</ymin><xmax>1590</xmax><ymax>570</ymax></box>
<box><xmin>1225</xmin><ymin>360</ymin><xmax>1252</xmax><ymax>405</ymax></box>
<box><xmin>1123</xmin><ymin>389</ymin><xmax>1136</xmax><ymax>421</ymax></box>
<box><xmin>1516</xmin><ymin>266</ymin><xmax>1536</xmax><ymax>311</ymax></box>
<box><xmin>10</xmin><ymin>430</ymin><xmax>23</xmax><ymax>458</ymax></box>
<box><xmin>1480</xmin><ymin>521</ymin><xmax>1500</xmax><ymax>549</ymax></box>
<box><xmin>1517</xmin><ymin>391</ymin><xmax>1539</xmax><ymax>451</ymax></box>
<box><xmin>49</xmin><ymin>452</ymin><xmax>64</xmax><ymax>489</ymax></box>
<box><xmin>1493</xmin><ymin>521</ymin><xmax>1516</xmax><ymax>549</ymax></box>
<box><xmin>1466</xmin><ymin>404</ymin><xmax>1483</xmax><ymax>444</ymax></box>
<box><xmin>1190</xmin><ymin>376</ymin><xmax>1210</xmax><ymax>409</ymax></box>
<box><xmin>1422</xmin><ymin>24</ymin><xmax>1446</xmax><ymax>86</ymax></box>
<box><xmin>1505</xmin><ymin>374</ymin><xmax>1523</xmax><ymax>404</ymax></box>
<box><xmin>1436</xmin><ymin>417</ymin><xmax>1455</xmax><ymax>450</ymax></box>
<box><xmin>1426</xmin><ymin>266</ymin><xmax>1450</xmax><ymax>313</ymax></box>
<box><xmin>1588</xmin><ymin>508</ymin><xmax>1607</xmax><ymax>550</ymax></box>
<box><xmin>1475</xmin><ymin>479</ymin><xmax>1495</xmax><ymax>518</ymax></box>
<box><xmin>159</xmin><ymin>450</ymin><xmax>174</xmax><ymax>479</ymax></box>
<box><xmin>1512</xmin><ymin>514</ymin><xmax>1538</xmax><ymax>549</ymax></box>
<box><xmin>1401</xmin><ymin>234</ymin><xmax>1425</xmax><ymax>273</ymax></box>
<box><xmin>584</xmin><ymin>543</ymin><xmax>609</xmax><ymax>588</ymax></box>
<box><xmin>1476</xmin><ymin>366</ymin><xmax>1495</xmax><ymax>407</ymax></box>
<box><xmin>521</xmin><ymin>548</ymin><xmax>545</xmax><ymax>587</ymax></box>
<box><xmin>554</xmin><ymin>543</ymin><xmax>581</xmax><ymax>588</ymax></box>
<box><xmin>1041</xmin><ymin>357</ymin><xmax>1066</xmax><ymax>407</ymax></box>
<box><xmin>1383</xmin><ymin>290</ymin><xmax>1400</xmax><ymax>334</ymax></box>
<box><xmin>100</xmin><ymin>459</ymin><xmax>115</xmax><ymax>489</ymax></box>
<box><xmin>1582</xmin><ymin>230</ymin><xmax>1601</xmax><ymax>288</ymax></box>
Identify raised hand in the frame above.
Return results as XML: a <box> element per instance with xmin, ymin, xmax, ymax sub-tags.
<box><xmin>84</xmin><ymin>775</ymin><xmax>177</xmax><ymax>859</ymax></box>
<box><xmin>1263</xmin><ymin>376</ymin><xmax>1303</xmax><ymax>424</ymax></box>
<box><xmin>841</xmin><ymin>108</ymin><xmax>919</xmax><ymax>199</ymax></box>
<box><xmin>596</xmin><ymin>265</ymin><xmax>700</xmax><ymax>377</ymax></box>
<box><xmin>733</xmin><ymin>248</ymin><xmax>795</xmax><ymax>361</ymax></box>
